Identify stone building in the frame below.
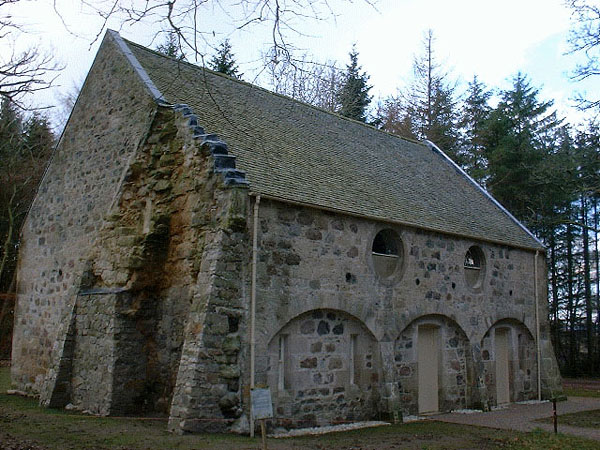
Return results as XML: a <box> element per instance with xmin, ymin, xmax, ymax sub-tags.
<box><xmin>11</xmin><ymin>30</ymin><xmax>561</xmax><ymax>433</ymax></box>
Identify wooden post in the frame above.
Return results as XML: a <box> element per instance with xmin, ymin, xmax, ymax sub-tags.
<box><xmin>260</xmin><ymin>419</ymin><xmax>267</xmax><ymax>450</ymax></box>
<box><xmin>553</xmin><ymin>398</ymin><xmax>557</xmax><ymax>434</ymax></box>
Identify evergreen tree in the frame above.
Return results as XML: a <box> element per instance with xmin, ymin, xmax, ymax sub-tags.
<box><xmin>156</xmin><ymin>32</ymin><xmax>185</xmax><ymax>60</ymax></box>
<box><xmin>209</xmin><ymin>40</ymin><xmax>241</xmax><ymax>78</ymax></box>
<box><xmin>482</xmin><ymin>73</ymin><xmax>563</xmax><ymax>230</ymax></box>
<box><xmin>0</xmin><ymin>98</ymin><xmax>23</xmax><ymax>158</ymax></box>
<box><xmin>458</xmin><ymin>76</ymin><xmax>493</xmax><ymax>184</ymax></box>
<box><xmin>23</xmin><ymin>113</ymin><xmax>55</xmax><ymax>159</ymax></box>
<box><xmin>337</xmin><ymin>46</ymin><xmax>372</xmax><ymax>122</ymax></box>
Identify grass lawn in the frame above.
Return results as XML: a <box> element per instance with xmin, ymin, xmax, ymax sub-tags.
<box><xmin>538</xmin><ymin>409</ymin><xmax>600</xmax><ymax>429</ymax></box>
<box><xmin>563</xmin><ymin>388</ymin><xmax>600</xmax><ymax>398</ymax></box>
<box><xmin>1</xmin><ymin>367</ymin><xmax>599</xmax><ymax>449</ymax></box>
<box><xmin>562</xmin><ymin>378</ymin><xmax>600</xmax><ymax>398</ymax></box>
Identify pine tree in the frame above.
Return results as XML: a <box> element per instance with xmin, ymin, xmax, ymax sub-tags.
<box><xmin>155</xmin><ymin>32</ymin><xmax>185</xmax><ymax>60</ymax></box>
<box><xmin>0</xmin><ymin>98</ymin><xmax>23</xmax><ymax>158</ymax></box>
<box><xmin>482</xmin><ymin>73</ymin><xmax>563</xmax><ymax>229</ymax></box>
<box><xmin>209</xmin><ymin>40</ymin><xmax>241</xmax><ymax>79</ymax></box>
<box><xmin>337</xmin><ymin>46</ymin><xmax>372</xmax><ymax>122</ymax></box>
<box><xmin>23</xmin><ymin>113</ymin><xmax>55</xmax><ymax>159</ymax></box>
<box><xmin>458</xmin><ymin>76</ymin><xmax>492</xmax><ymax>184</ymax></box>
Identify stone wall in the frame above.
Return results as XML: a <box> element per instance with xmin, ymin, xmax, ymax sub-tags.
<box><xmin>266</xmin><ymin>309</ymin><xmax>381</xmax><ymax>427</ymax></box>
<box><xmin>69</xmin><ymin>293</ymin><xmax>117</xmax><ymax>415</ymax></box>
<box><xmin>60</xmin><ymin>102</ymin><xmax>250</xmax><ymax>422</ymax></box>
<box><xmin>480</xmin><ymin>320</ymin><xmax>537</xmax><ymax>405</ymax></box>
<box><xmin>11</xmin><ymin>32</ymin><xmax>158</xmax><ymax>395</ymax></box>
<box><xmin>252</xmin><ymin>199</ymin><xmax>561</xmax><ymax>421</ymax></box>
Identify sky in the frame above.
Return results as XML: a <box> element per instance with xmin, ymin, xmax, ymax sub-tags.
<box><xmin>2</xmin><ymin>0</ymin><xmax>597</xmax><ymax>126</ymax></box>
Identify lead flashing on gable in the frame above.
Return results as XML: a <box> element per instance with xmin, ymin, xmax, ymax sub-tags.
<box><xmin>424</xmin><ymin>140</ymin><xmax>545</xmax><ymax>250</ymax></box>
<box><xmin>108</xmin><ymin>30</ymin><xmax>168</xmax><ymax>105</ymax></box>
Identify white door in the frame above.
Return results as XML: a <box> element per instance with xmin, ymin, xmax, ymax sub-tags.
<box><xmin>495</xmin><ymin>328</ymin><xmax>510</xmax><ymax>404</ymax></box>
<box><xmin>418</xmin><ymin>326</ymin><xmax>439</xmax><ymax>413</ymax></box>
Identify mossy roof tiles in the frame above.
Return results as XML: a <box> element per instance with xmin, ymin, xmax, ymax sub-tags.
<box><xmin>124</xmin><ymin>38</ymin><xmax>543</xmax><ymax>251</ymax></box>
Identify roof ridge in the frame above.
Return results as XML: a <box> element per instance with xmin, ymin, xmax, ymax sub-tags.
<box><xmin>120</xmin><ymin>34</ymin><xmax>425</xmax><ymax>147</ymax></box>
<box><xmin>108</xmin><ymin>30</ymin><xmax>168</xmax><ymax>104</ymax></box>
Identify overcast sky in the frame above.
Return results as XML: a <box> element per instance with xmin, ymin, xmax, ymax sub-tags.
<box><xmin>3</xmin><ymin>0</ymin><xmax>596</xmax><ymax>125</ymax></box>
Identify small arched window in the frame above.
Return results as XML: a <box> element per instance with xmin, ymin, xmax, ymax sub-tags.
<box><xmin>464</xmin><ymin>247</ymin><xmax>481</xmax><ymax>269</ymax></box>
<box><xmin>372</xmin><ymin>229</ymin><xmax>403</xmax><ymax>278</ymax></box>
<box><xmin>464</xmin><ymin>245</ymin><xmax>485</xmax><ymax>289</ymax></box>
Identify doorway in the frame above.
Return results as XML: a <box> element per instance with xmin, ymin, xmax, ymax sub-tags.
<box><xmin>495</xmin><ymin>328</ymin><xmax>510</xmax><ymax>404</ymax></box>
<box><xmin>418</xmin><ymin>325</ymin><xmax>439</xmax><ymax>413</ymax></box>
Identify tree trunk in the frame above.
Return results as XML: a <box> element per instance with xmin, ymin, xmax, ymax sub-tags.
<box><xmin>581</xmin><ymin>195</ymin><xmax>594</xmax><ymax>373</ymax></box>
<box><xmin>566</xmin><ymin>221</ymin><xmax>577</xmax><ymax>373</ymax></box>
<box><xmin>549</xmin><ymin>231</ymin><xmax>561</xmax><ymax>355</ymax></box>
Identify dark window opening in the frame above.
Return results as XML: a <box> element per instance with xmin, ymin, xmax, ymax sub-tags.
<box><xmin>372</xmin><ymin>230</ymin><xmax>399</xmax><ymax>256</ymax></box>
<box><xmin>464</xmin><ymin>245</ymin><xmax>485</xmax><ymax>289</ymax></box>
<box><xmin>372</xmin><ymin>229</ymin><xmax>403</xmax><ymax>278</ymax></box>
<box><xmin>464</xmin><ymin>248</ymin><xmax>481</xmax><ymax>269</ymax></box>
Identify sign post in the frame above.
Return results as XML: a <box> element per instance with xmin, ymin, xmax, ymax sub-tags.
<box><xmin>251</xmin><ymin>388</ymin><xmax>273</xmax><ymax>450</ymax></box>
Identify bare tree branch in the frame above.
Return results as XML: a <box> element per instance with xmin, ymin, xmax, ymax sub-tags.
<box><xmin>566</xmin><ymin>0</ymin><xmax>600</xmax><ymax>109</ymax></box>
<box><xmin>1</xmin><ymin>0</ymin><xmax>61</xmax><ymax>108</ymax></box>
<box><xmin>51</xmin><ymin>0</ymin><xmax>376</xmax><ymax>66</ymax></box>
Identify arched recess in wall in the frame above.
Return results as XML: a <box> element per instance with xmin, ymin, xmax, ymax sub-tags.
<box><xmin>266</xmin><ymin>309</ymin><xmax>381</xmax><ymax>428</ymax></box>
<box><xmin>480</xmin><ymin>319</ymin><xmax>536</xmax><ymax>405</ymax></box>
<box><xmin>394</xmin><ymin>314</ymin><xmax>472</xmax><ymax>415</ymax></box>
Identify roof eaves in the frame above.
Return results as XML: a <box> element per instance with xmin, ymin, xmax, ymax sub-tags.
<box><xmin>424</xmin><ymin>139</ymin><xmax>545</xmax><ymax>251</ymax></box>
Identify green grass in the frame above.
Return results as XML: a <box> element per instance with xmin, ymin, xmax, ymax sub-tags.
<box><xmin>1</xmin><ymin>367</ymin><xmax>599</xmax><ymax>449</ymax></box>
<box><xmin>538</xmin><ymin>409</ymin><xmax>600</xmax><ymax>429</ymax></box>
<box><xmin>563</xmin><ymin>386</ymin><xmax>600</xmax><ymax>398</ymax></box>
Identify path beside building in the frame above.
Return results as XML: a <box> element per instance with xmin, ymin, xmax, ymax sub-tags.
<box><xmin>436</xmin><ymin>397</ymin><xmax>600</xmax><ymax>441</ymax></box>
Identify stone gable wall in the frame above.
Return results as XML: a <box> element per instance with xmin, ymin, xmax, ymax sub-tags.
<box><xmin>11</xmin><ymin>34</ymin><xmax>158</xmax><ymax>395</ymax></box>
<box><xmin>56</xmin><ymin>103</ymin><xmax>250</xmax><ymax>422</ymax></box>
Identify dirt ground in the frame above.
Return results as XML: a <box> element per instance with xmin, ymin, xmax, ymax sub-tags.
<box><xmin>1</xmin><ymin>432</ymin><xmax>50</xmax><ymax>450</ymax></box>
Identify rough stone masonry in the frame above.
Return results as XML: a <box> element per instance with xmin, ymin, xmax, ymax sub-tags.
<box><xmin>11</xmin><ymin>30</ymin><xmax>562</xmax><ymax>434</ymax></box>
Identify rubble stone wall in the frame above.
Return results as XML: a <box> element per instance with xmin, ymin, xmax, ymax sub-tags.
<box><xmin>266</xmin><ymin>309</ymin><xmax>381</xmax><ymax>428</ymax></box>
<box><xmin>253</xmin><ymin>199</ymin><xmax>561</xmax><ymax>420</ymax></box>
<box><xmin>11</xmin><ymin>33</ymin><xmax>157</xmax><ymax>395</ymax></box>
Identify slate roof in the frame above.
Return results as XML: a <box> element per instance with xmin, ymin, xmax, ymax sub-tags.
<box><xmin>117</xmin><ymin>34</ymin><xmax>543</xmax><ymax>251</ymax></box>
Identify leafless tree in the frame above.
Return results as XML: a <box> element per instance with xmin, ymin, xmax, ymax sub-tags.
<box><xmin>566</xmin><ymin>0</ymin><xmax>600</xmax><ymax>109</ymax></box>
<box><xmin>1</xmin><ymin>0</ymin><xmax>59</xmax><ymax>108</ymax></box>
<box><xmin>265</xmin><ymin>50</ymin><xmax>342</xmax><ymax>110</ymax></box>
<box><xmin>56</xmin><ymin>0</ymin><xmax>375</xmax><ymax>65</ymax></box>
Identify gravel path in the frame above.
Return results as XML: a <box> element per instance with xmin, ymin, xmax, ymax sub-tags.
<box><xmin>436</xmin><ymin>397</ymin><xmax>600</xmax><ymax>441</ymax></box>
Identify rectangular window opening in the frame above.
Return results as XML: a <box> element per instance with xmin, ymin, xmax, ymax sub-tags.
<box><xmin>278</xmin><ymin>334</ymin><xmax>288</xmax><ymax>391</ymax></box>
<box><xmin>350</xmin><ymin>334</ymin><xmax>358</xmax><ymax>385</ymax></box>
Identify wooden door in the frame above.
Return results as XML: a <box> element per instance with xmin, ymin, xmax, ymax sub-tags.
<box><xmin>495</xmin><ymin>328</ymin><xmax>510</xmax><ymax>404</ymax></box>
<box><xmin>418</xmin><ymin>326</ymin><xmax>439</xmax><ymax>413</ymax></box>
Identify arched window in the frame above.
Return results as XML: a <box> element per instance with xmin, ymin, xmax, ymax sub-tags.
<box><xmin>464</xmin><ymin>245</ymin><xmax>485</xmax><ymax>289</ymax></box>
<box><xmin>372</xmin><ymin>229</ymin><xmax>403</xmax><ymax>278</ymax></box>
